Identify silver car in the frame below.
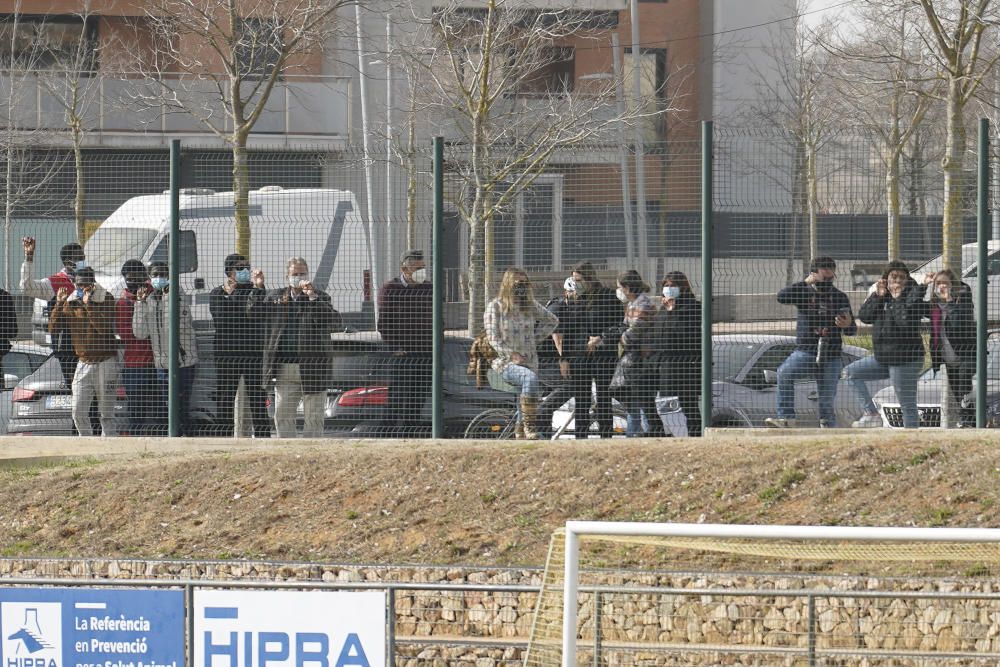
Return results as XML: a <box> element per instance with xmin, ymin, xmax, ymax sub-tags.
<box><xmin>683</xmin><ymin>334</ymin><xmax>886</xmax><ymax>428</ymax></box>
<box><xmin>0</xmin><ymin>342</ymin><xmax>51</xmax><ymax>435</ymax></box>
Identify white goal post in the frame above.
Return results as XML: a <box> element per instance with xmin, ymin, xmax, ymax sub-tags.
<box><xmin>557</xmin><ymin>521</ymin><xmax>1000</xmax><ymax>667</ymax></box>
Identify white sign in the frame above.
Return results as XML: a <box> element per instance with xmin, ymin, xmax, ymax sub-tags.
<box><xmin>1</xmin><ymin>602</ymin><xmax>62</xmax><ymax>667</ymax></box>
<box><xmin>193</xmin><ymin>590</ymin><xmax>385</xmax><ymax>667</ymax></box>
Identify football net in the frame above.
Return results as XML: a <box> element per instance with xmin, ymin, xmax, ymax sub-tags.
<box><xmin>523</xmin><ymin>521</ymin><xmax>1000</xmax><ymax>667</ymax></box>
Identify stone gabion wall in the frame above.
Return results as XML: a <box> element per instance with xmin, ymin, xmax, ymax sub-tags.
<box><xmin>2</xmin><ymin>559</ymin><xmax>999</xmax><ymax>665</ymax></box>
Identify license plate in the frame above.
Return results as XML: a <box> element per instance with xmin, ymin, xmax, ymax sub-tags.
<box><xmin>45</xmin><ymin>395</ymin><xmax>73</xmax><ymax>410</ymax></box>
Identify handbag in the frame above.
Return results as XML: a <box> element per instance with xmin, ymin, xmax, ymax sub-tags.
<box><xmin>608</xmin><ymin>352</ymin><xmax>637</xmax><ymax>395</ymax></box>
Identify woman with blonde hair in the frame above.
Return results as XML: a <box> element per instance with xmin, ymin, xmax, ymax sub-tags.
<box><xmin>928</xmin><ymin>268</ymin><xmax>976</xmax><ymax>426</ymax></box>
<box><xmin>484</xmin><ymin>268</ymin><xmax>559</xmax><ymax>439</ymax></box>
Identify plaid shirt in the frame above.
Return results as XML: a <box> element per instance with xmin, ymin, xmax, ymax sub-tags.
<box><xmin>484</xmin><ymin>298</ymin><xmax>558</xmax><ymax>372</ymax></box>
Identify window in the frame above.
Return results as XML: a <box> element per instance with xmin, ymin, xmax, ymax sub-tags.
<box><xmin>0</xmin><ymin>14</ymin><xmax>97</xmax><ymax>71</ymax></box>
<box><xmin>235</xmin><ymin>17</ymin><xmax>282</xmax><ymax>80</ymax></box>
<box><xmin>623</xmin><ymin>48</ymin><xmax>667</xmax><ymax>142</ymax></box>
<box><xmin>520</xmin><ymin>47</ymin><xmax>574</xmax><ymax>95</ymax></box>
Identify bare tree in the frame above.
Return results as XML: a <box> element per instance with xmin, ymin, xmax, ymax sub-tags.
<box><xmin>743</xmin><ymin>3</ymin><xmax>841</xmax><ymax>283</ymax></box>
<box><xmin>913</xmin><ymin>0</ymin><xmax>999</xmax><ymax>271</ymax></box>
<box><xmin>36</xmin><ymin>0</ymin><xmax>103</xmax><ymax>244</ymax></box>
<box><xmin>825</xmin><ymin>0</ymin><xmax>940</xmax><ymax>260</ymax></box>
<box><xmin>405</xmin><ymin>0</ymin><xmax>673</xmax><ymax>332</ymax></box>
<box><xmin>0</xmin><ymin>4</ymin><xmax>72</xmax><ymax>289</ymax></box>
<box><xmin>127</xmin><ymin>0</ymin><xmax>357</xmax><ymax>259</ymax></box>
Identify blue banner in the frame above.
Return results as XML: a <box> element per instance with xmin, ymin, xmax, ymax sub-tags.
<box><xmin>0</xmin><ymin>588</ymin><xmax>184</xmax><ymax>667</ymax></box>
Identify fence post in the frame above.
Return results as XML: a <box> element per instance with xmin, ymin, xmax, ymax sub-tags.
<box><xmin>977</xmin><ymin>118</ymin><xmax>989</xmax><ymax>429</ymax></box>
<box><xmin>168</xmin><ymin>139</ymin><xmax>181</xmax><ymax>438</ymax></box>
<box><xmin>592</xmin><ymin>591</ymin><xmax>601</xmax><ymax>667</ymax></box>
<box><xmin>386</xmin><ymin>587</ymin><xmax>396</xmax><ymax>666</ymax></box>
<box><xmin>807</xmin><ymin>594</ymin><xmax>816</xmax><ymax>667</ymax></box>
<box><xmin>700</xmin><ymin>121</ymin><xmax>713</xmax><ymax>435</ymax></box>
<box><xmin>185</xmin><ymin>583</ymin><xmax>195</xmax><ymax>667</ymax></box>
<box><xmin>432</xmin><ymin>136</ymin><xmax>444</xmax><ymax>439</ymax></box>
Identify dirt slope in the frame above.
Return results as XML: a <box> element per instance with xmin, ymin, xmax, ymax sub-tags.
<box><xmin>1</xmin><ymin>431</ymin><xmax>998</xmax><ymax>570</ymax></box>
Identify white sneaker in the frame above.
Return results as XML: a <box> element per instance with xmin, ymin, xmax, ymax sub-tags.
<box><xmin>764</xmin><ymin>417</ymin><xmax>795</xmax><ymax>428</ymax></box>
<box><xmin>852</xmin><ymin>413</ymin><xmax>882</xmax><ymax>428</ymax></box>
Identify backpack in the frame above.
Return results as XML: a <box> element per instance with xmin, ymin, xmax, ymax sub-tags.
<box><xmin>467</xmin><ymin>332</ymin><xmax>498</xmax><ymax>389</ymax></box>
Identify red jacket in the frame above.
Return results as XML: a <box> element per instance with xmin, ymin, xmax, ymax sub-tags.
<box><xmin>116</xmin><ymin>290</ymin><xmax>154</xmax><ymax>367</ymax></box>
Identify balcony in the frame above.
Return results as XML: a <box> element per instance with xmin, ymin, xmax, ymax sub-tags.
<box><xmin>0</xmin><ymin>72</ymin><xmax>352</xmax><ymax>149</ymax></box>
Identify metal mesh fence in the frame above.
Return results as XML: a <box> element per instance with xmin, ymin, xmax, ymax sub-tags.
<box><xmin>0</xmin><ymin>123</ymin><xmax>995</xmax><ymax>439</ymax></box>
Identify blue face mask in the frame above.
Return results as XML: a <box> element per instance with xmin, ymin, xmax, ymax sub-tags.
<box><xmin>662</xmin><ymin>286</ymin><xmax>680</xmax><ymax>300</ymax></box>
<box><xmin>235</xmin><ymin>268</ymin><xmax>252</xmax><ymax>284</ymax></box>
<box><xmin>75</xmin><ymin>288</ymin><xmax>84</xmax><ymax>300</ymax></box>
<box><xmin>151</xmin><ymin>277</ymin><xmax>168</xmax><ymax>291</ymax></box>
<box><xmin>75</xmin><ymin>260</ymin><xmax>89</xmax><ymax>271</ymax></box>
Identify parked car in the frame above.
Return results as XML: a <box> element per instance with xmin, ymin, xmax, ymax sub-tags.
<box><xmin>0</xmin><ymin>343</ymin><xmax>52</xmax><ymax>435</ymax></box>
<box><xmin>873</xmin><ymin>337</ymin><xmax>1000</xmax><ymax>428</ymax></box>
<box><xmin>676</xmin><ymin>334</ymin><xmax>886</xmax><ymax>428</ymax></box>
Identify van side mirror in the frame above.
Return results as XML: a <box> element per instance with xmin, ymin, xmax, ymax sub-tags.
<box><xmin>762</xmin><ymin>370</ymin><xmax>778</xmax><ymax>385</ymax></box>
<box><xmin>149</xmin><ymin>230</ymin><xmax>198</xmax><ymax>274</ymax></box>
<box><xmin>3</xmin><ymin>373</ymin><xmax>18</xmax><ymax>390</ymax></box>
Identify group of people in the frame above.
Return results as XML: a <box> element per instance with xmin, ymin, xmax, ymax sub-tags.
<box><xmin>22</xmin><ymin>237</ymin><xmax>342</xmax><ymax>437</ymax></box>
<box><xmin>484</xmin><ymin>262</ymin><xmax>703</xmax><ymax>439</ymax></box>
<box><xmin>767</xmin><ymin>257</ymin><xmax>976</xmax><ymax>429</ymax></box>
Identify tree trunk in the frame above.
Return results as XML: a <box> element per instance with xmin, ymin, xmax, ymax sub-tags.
<box><xmin>886</xmin><ymin>146</ymin><xmax>901</xmax><ymax>261</ymax></box>
<box><xmin>406</xmin><ymin>100</ymin><xmax>417</xmax><ymax>249</ymax></box>
<box><xmin>466</xmin><ymin>201</ymin><xmax>485</xmax><ymax>335</ymax></box>
<box><xmin>807</xmin><ymin>141</ymin><xmax>819</xmax><ymax>259</ymax></box>
<box><xmin>941</xmin><ymin>77</ymin><xmax>967</xmax><ymax>272</ymax></box>
<box><xmin>73</xmin><ymin>126</ymin><xmax>86</xmax><ymax>244</ymax></box>
<box><xmin>787</xmin><ymin>139</ymin><xmax>807</xmax><ymax>284</ymax></box>
<box><xmin>233</xmin><ymin>133</ymin><xmax>252</xmax><ymax>259</ymax></box>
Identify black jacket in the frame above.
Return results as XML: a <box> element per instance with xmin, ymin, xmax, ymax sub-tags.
<box><xmin>777</xmin><ymin>280</ymin><xmax>856</xmax><ymax>353</ymax></box>
<box><xmin>248</xmin><ymin>287</ymin><xmax>342</xmax><ymax>392</ymax></box>
<box><xmin>652</xmin><ymin>293</ymin><xmax>702</xmax><ymax>361</ymax></box>
<box><xmin>928</xmin><ymin>283</ymin><xmax>976</xmax><ymax>367</ymax></box>
<box><xmin>580</xmin><ymin>285</ymin><xmax>624</xmax><ymax>357</ymax></box>
<box><xmin>858</xmin><ymin>281</ymin><xmax>929</xmax><ymax>366</ymax></box>
<box><xmin>545</xmin><ymin>296</ymin><xmax>588</xmax><ymax>360</ymax></box>
<box><xmin>0</xmin><ymin>288</ymin><xmax>14</xmax><ymax>355</ymax></box>
<box><xmin>209</xmin><ymin>283</ymin><xmax>263</xmax><ymax>358</ymax></box>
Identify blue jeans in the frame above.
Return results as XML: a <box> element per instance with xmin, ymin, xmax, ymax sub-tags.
<box><xmin>844</xmin><ymin>356</ymin><xmax>922</xmax><ymax>428</ymax></box>
<box><xmin>501</xmin><ymin>364</ymin><xmax>541</xmax><ymax>397</ymax></box>
<box><xmin>776</xmin><ymin>350</ymin><xmax>843</xmax><ymax>425</ymax></box>
<box><xmin>122</xmin><ymin>366</ymin><xmax>159</xmax><ymax>436</ymax></box>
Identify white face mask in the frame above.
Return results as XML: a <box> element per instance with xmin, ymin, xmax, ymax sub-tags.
<box><xmin>662</xmin><ymin>285</ymin><xmax>680</xmax><ymax>300</ymax></box>
<box><xmin>289</xmin><ymin>272</ymin><xmax>309</xmax><ymax>289</ymax></box>
<box><xmin>410</xmin><ymin>268</ymin><xmax>427</xmax><ymax>284</ymax></box>
<box><xmin>616</xmin><ymin>287</ymin><xmax>627</xmax><ymax>303</ymax></box>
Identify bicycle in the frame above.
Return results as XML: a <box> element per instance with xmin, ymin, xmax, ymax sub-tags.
<box><xmin>463</xmin><ymin>387</ymin><xmax>628</xmax><ymax>439</ymax></box>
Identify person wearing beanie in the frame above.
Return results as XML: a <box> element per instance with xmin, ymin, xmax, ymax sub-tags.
<box><xmin>376</xmin><ymin>249</ymin><xmax>433</xmax><ymax>435</ymax></box>
<box><xmin>115</xmin><ymin>259</ymin><xmax>156</xmax><ymax>435</ymax></box>
<box><xmin>845</xmin><ymin>260</ymin><xmax>929</xmax><ymax>428</ymax></box>
<box><xmin>765</xmin><ymin>257</ymin><xmax>856</xmax><ymax>429</ymax></box>
<box><xmin>209</xmin><ymin>253</ymin><xmax>271</xmax><ymax>438</ymax></box>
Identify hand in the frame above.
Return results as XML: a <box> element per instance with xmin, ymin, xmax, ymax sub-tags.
<box><xmin>923</xmin><ymin>273</ymin><xmax>935</xmax><ymax>285</ymax></box>
<box><xmin>56</xmin><ymin>287</ymin><xmax>69</xmax><ymax>303</ymax></box>
<box><xmin>136</xmin><ymin>286</ymin><xmax>151</xmax><ymax>302</ymax></box>
<box><xmin>875</xmin><ymin>279</ymin><xmax>887</xmax><ymax>297</ymax></box>
<box><xmin>804</xmin><ymin>272</ymin><xmax>818</xmax><ymax>285</ymax></box>
<box><xmin>301</xmin><ymin>281</ymin><xmax>316</xmax><ymax>299</ymax></box>
<box><xmin>82</xmin><ymin>287</ymin><xmax>92</xmax><ymax>305</ymax></box>
<box><xmin>510</xmin><ymin>352</ymin><xmax>525</xmax><ymax>365</ymax></box>
<box><xmin>252</xmin><ymin>268</ymin><xmax>265</xmax><ymax>289</ymax></box>
<box><xmin>835</xmin><ymin>312</ymin><xmax>852</xmax><ymax>328</ymax></box>
<box><xmin>587</xmin><ymin>336</ymin><xmax>601</xmax><ymax>354</ymax></box>
<box><xmin>22</xmin><ymin>236</ymin><xmax>35</xmax><ymax>260</ymax></box>
<box><xmin>559</xmin><ymin>359</ymin><xmax>571</xmax><ymax>379</ymax></box>
<box><xmin>223</xmin><ymin>276</ymin><xmax>237</xmax><ymax>294</ymax></box>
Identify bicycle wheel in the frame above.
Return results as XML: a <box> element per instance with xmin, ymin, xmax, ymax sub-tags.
<box><xmin>464</xmin><ymin>408</ymin><xmax>516</xmax><ymax>439</ymax></box>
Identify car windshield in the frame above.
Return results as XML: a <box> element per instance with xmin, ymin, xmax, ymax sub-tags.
<box><xmin>914</xmin><ymin>246</ymin><xmax>979</xmax><ymax>278</ymax></box>
<box><xmin>713</xmin><ymin>342</ymin><xmax>759</xmax><ymax>380</ymax></box>
<box><xmin>84</xmin><ymin>227</ymin><xmax>158</xmax><ymax>275</ymax></box>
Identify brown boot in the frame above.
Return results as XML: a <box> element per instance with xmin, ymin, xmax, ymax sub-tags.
<box><xmin>520</xmin><ymin>395</ymin><xmax>540</xmax><ymax>440</ymax></box>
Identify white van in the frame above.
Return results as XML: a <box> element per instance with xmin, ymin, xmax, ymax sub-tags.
<box><xmin>38</xmin><ymin>187</ymin><xmax>373</xmax><ymax>332</ymax></box>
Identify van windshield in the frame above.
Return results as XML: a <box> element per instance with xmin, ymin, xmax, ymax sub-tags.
<box><xmin>85</xmin><ymin>227</ymin><xmax>158</xmax><ymax>274</ymax></box>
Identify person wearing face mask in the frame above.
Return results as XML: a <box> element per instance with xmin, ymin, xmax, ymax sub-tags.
<box><xmin>612</xmin><ymin>270</ymin><xmax>661</xmax><ymax>437</ymax></box>
<box><xmin>49</xmin><ymin>267</ymin><xmax>119</xmax><ymax>436</ymax></box>
<box><xmin>535</xmin><ymin>277</ymin><xmax>588</xmax><ymax>437</ymax></box>
<box><xmin>571</xmin><ymin>261</ymin><xmax>623</xmax><ymax>438</ymax></box>
<box><xmin>376</xmin><ymin>249</ymin><xmax>433</xmax><ymax>435</ymax></box>
<box><xmin>651</xmin><ymin>272</ymin><xmax>703</xmax><ymax>436</ymax></box>
<box><xmin>484</xmin><ymin>268</ymin><xmax>558</xmax><ymax>439</ymax></box>
<box><xmin>250</xmin><ymin>257</ymin><xmax>342</xmax><ymax>438</ymax></box>
<box><xmin>133</xmin><ymin>261</ymin><xmax>199</xmax><ymax>435</ymax></box>
<box><xmin>845</xmin><ymin>261</ymin><xmax>929</xmax><ymax>429</ymax></box>
<box><xmin>926</xmin><ymin>269</ymin><xmax>975</xmax><ymax>427</ymax></box>
<box><xmin>766</xmin><ymin>257</ymin><xmax>856</xmax><ymax>429</ymax></box>
<box><xmin>115</xmin><ymin>260</ymin><xmax>156</xmax><ymax>436</ymax></box>
<box><xmin>209</xmin><ymin>253</ymin><xmax>271</xmax><ymax>438</ymax></box>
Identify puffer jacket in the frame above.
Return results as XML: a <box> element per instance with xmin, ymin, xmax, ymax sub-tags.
<box><xmin>858</xmin><ymin>280</ymin><xmax>929</xmax><ymax>366</ymax></box>
<box><xmin>132</xmin><ymin>288</ymin><xmax>198</xmax><ymax>369</ymax></box>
